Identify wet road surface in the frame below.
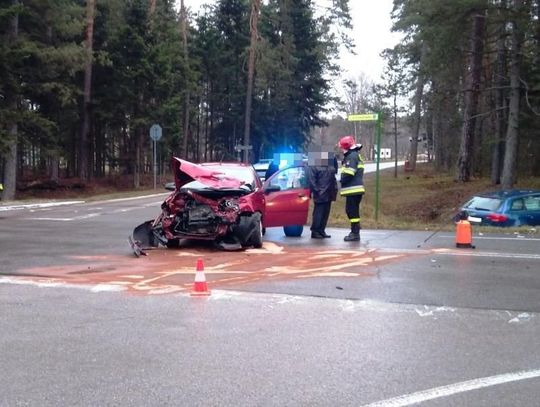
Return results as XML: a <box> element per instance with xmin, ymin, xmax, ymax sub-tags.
<box><xmin>1</xmin><ymin>195</ymin><xmax>540</xmax><ymax>406</ymax></box>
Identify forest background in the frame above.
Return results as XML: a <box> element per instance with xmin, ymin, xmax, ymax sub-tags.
<box><xmin>1</xmin><ymin>0</ymin><xmax>539</xmax><ymax>202</ymax></box>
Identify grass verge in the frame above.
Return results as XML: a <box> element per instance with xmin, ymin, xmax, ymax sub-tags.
<box><xmin>326</xmin><ymin>162</ymin><xmax>540</xmax><ymax>234</ymax></box>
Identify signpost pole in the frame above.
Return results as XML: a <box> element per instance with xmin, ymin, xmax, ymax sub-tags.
<box><xmin>347</xmin><ymin>113</ymin><xmax>382</xmax><ymax>222</ymax></box>
<box><xmin>375</xmin><ymin>112</ymin><xmax>382</xmax><ymax>221</ymax></box>
<box><xmin>153</xmin><ymin>139</ymin><xmax>157</xmax><ymax>190</ymax></box>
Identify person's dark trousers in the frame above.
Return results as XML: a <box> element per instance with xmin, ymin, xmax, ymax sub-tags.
<box><xmin>311</xmin><ymin>201</ymin><xmax>331</xmax><ymax>235</ymax></box>
<box><xmin>345</xmin><ymin>194</ymin><xmax>363</xmax><ymax>240</ymax></box>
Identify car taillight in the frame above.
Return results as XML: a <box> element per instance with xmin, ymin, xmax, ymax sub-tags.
<box><xmin>486</xmin><ymin>213</ymin><xmax>508</xmax><ymax>223</ymax></box>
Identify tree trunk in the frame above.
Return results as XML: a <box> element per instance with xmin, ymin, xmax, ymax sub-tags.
<box><xmin>180</xmin><ymin>0</ymin><xmax>190</xmax><ymax>159</ymax></box>
<box><xmin>196</xmin><ymin>93</ymin><xmax>201</xmax><ymax>162</ymax></box>
<box><xmin>134</xmin><ymin>127</ymin><xmax>143</xmax><ymax>188</ymax></box>
<box><xmin>149</xmin><ymin>0</ymin><xmax>156</xmax><ymax>15</ymax></box>
<box><xmin>2</xmin><ymin>0</ymin><xmax>19</xmax><ymax>201</ymax></box>
<box><xmin>393</xmin><ymin>94</ymin><xmax>398</xmax><ymax>178</ymax></box>
<box><xmin>49</xmin><ymin>158</ymin><xmax>59</xmax><ymax>182</ymax></box>
<box><xmin>432</xmin><ymin>80</ymin><xmax>454</xmax><ymax>172</ymax></box>
<box><xmin>535</xmin><ymin>0</ymin><xmax>540</xmax><ymax>176</ymax></box>
<box><xmin>455</xmin><ymin>11</ymin><xmax>486</xmax><ymax>182</ymax></box>
<box><xmin>425</xmin><ymin>105</ymin><xmax>434</xmax><ymax>163</ymax></box>
<box><xmin>501</xmin><ymin>0</ymin><xmax>524</xmax><ymax>189</ymax></box>
<box><xmin>410</xmin><ymin>43</ymin><xmax>426</xmax><ymax>171</ymax></box>
<box><xmin>79</xmin><ymin>0</ymin><xmax>96</xmax><ymax>181</ymax></box>
<box><xmin>243</xmin><ymin>0</ymin><xmax>261</xmax><ymax>163</ymax></box>
<box><xmin>490</xmin><ymin>23</ymin><xmax>506</xmax><ymax>185</ymax></box>
<box><xmin>432</xmin><ymin>105</ymin><xmax>441</xmax><ymax>168</ymax></box>
<box><xmin>3</xmin><ymin>126</ymin><xmax>18</xmax><ymax>200</ymax></box>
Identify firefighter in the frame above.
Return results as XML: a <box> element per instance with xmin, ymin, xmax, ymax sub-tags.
<box><xmin>338</xmin><ymin>135</ymin><xmax>365</xmax><ymax>242</ymax></box>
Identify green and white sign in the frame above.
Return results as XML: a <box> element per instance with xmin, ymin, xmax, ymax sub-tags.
<box><xmin>347</xmin><ymin>113</ymin><xmax>379</xmax><ymax>122</ymax></box>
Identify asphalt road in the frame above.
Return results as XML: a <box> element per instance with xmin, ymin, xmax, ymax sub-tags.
<box><xmin>1</xmin><ymin>194</ymin><xmax>540</xmax><ymax>406</ymax></box>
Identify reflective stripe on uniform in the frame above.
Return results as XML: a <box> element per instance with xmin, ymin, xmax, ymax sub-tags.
<box><xmin>349</xmin><ymin>218</ymin><xmax>360</xmax><ymax>223</ymax></box>
<box><xmin>340</xmin><ymin>185</ymin><xmax>365</xmax><ymax>195</ymax></box>
<box><xmin>357</xmin><ymin>163</ymin><xmax>365</xmax><ymax>169</ymax></box>
<box><xmin>341</xmin><ymin>167</ymin><xmax>356</xmax><ymax>176</ymax></box>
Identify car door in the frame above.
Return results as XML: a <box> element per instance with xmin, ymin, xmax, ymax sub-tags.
<box><xmin>262</xmin><ymin>165</ymin><xmax>310</xmax><ymax>228</ymax></box>
<box><xmin>522</xmin><ymin>194</ymin><xmax>540</xmax><ymax>226</ymax></box>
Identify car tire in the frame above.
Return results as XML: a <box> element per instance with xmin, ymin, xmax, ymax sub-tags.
<box><xmin>166</xmin><ymin>238</ymin><xmax>180</xmax><ymax>248</ymax></box>
<box><xmin>283</xmin><ymin>225</ymin><xmax>303</xmax><ymax>237</ymax></box>
<box><xmin>250</xmin><ymin>217</ymin><xmax>263</xmax><ymax>248</ymax></box>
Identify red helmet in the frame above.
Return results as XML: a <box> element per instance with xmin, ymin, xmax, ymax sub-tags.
<box><xmin>338</xmin><ymin>135</ymin><xmax>355</xmax><ymax>150</ymax></box>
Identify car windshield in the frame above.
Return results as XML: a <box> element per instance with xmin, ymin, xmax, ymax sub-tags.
<box><xmin>464</xmin><ymin>196</ymin><xmax>502</xmax><ymax>211</ymax></box>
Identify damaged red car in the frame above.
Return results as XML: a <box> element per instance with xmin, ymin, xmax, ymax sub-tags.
<box><xmin>131</xmin><ymin>157</ymin><xmax>310</xmax><ymax>252</ymax></box>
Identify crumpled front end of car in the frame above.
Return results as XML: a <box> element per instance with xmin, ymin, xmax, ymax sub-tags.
<box><xmin>161</xmin><ymin>190</ymin><xmax>243</xmax><ymax>239</ymax></box>
<box><xmin>130</xmin><ymin>158</ymin><xmax>264</xmax><ymax>253</ymax></box>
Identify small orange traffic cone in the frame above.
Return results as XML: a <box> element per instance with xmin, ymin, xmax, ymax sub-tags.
<box><xmin>455</xmin><ymin>211</ymin><xmax>475</xmax><ymax>249</ymax></box>
<box><xmin>191</xmin><ymin>258</ymin><xmax>211</xmax><ymax>296</ymax></box>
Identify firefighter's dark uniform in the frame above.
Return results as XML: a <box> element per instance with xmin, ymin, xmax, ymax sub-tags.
<box><xmin>340</xmin><ymin>146</ymin><xmax>365</xmax><ymax>241</ymax></box>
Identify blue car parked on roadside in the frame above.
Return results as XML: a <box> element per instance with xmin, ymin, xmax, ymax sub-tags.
<box><xmin>459</xmin><ymin>190</ymin><xmax>540</xmax><ymax>227</ymax></box>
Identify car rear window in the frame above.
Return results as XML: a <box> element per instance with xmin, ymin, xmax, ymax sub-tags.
<box><xmin>464</xmin><ymin>196</ymin><xmax>502</xmax><ymax>211</ymax></box>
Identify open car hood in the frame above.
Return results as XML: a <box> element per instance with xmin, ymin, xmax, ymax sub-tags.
<box><xmin>172</xmin><ymin>157</ymin><xmax>244</xmax><ymax>190</ymax></box>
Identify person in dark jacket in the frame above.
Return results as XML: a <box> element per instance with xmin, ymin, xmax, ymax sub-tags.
<box><xmin>264</xmin><ymin>160</ymin><xmax>279</xmax><ymax>181</ymax></box>
<box><xmin>307</xmin><ymin>147</ymin><xmax>338</xmax><ymax>239</ymax></box>
<box><xmin>338</xmin><ymin>135</ymin><xmax>365</xmax><ymax>242</ymax></box>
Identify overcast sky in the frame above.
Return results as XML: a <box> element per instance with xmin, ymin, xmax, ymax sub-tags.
<box><xmin>183</xmin><ymin>0</ymin><xmax>401</xmax><ymax>83</ymax></box>
<box><xmin>339</xmin><ymin>0</ymin><xmax>401</xmax><ymax>82</ymax></box>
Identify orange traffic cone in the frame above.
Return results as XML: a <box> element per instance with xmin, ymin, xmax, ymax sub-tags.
<box><xmin>191</xmin><ymin>258</ymin><xmax>211</xmax><ymax>296</ymax></box>
<box><xmin>455</xmin><ymin>211</ymin><xmax>474</xmax><ymax>249</ymax></box>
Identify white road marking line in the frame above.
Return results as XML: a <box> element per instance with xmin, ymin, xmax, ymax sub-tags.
<box><xmin>378</xmin><ymin>248</ymin><xmax>540</xmax><ymax>260</ymax></box>
<box><xmin>438</xmin><ymin>234</ymin><xmax>540</xmax><ymax>242</ymax></box>
<box><xmin>75</xmin><ymin>213</ymin><xmax>101</xmax><ymax>220</ymax></box>
<box><xmin>0</xmin><ymin>277</ymin><xmax>126</xmax><ymax>292</ymax></box>
<box><xmin>1</xmin><ymin>193</ymin><xmax>166</xmax><ymax>213</ymax></box>
<box><xmin>26</xmin><ymin>217</ymin><xmax>75</xmax><ymax>221</ymax></box>
<box><xmin>360</xmin><ymin>369</ymin><xmax>540</xmax><ymax>407</ymax></box>
<box><xmin>27</xmin><ymin>213</ymin><xmax>101</xmax><ymax>221</ymax></box>
<box><xmin>439</xmin><ymin>251</ymin><xmax>540</xmax><ymax>260</ymax></box>
<box><xmin>25</xmin><ymin>202</ymin><xmax>161</xmax><ymax>219</ymax></box>
<box><xmin>508</xmin><ymin>312</ymin><xmax>532</xmax><ymax>324</ymax></box>
<box><xmin>90</xmin><ymin>284</ymin><xmax>126</xmax><ymax>292</ymax></box>
<box><xmin>0</xmin><ymin>201</ymin><xmax>85</xmax><ymax>211</ymax></box>
<box><xmin>110</xmin><ymin>202</ymin><xmax>163</xmax><ymax>213</ymax></box>
<box><xmin>90</xmin><ymin>193</ymin><xmax>168</xmax><ymax>204</ymax></box>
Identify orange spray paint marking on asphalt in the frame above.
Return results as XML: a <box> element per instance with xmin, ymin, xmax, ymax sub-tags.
<box><xmin>4</xmin><ymin>244</ymin><xmax>418</xmax><ymax>295</ymax></box>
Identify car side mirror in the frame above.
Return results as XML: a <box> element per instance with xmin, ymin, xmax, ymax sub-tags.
<box><xmin>264</xmin><ymin>185</ymin><xmax>281</xmax><ymax>194</ymax></box>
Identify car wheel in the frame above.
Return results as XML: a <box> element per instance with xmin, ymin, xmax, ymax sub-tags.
<box><xmin>250</xmin><ymin>217</ymin><xmax>263</xmax><ymax>248</ymax></box>
<box><xmin>283</xmin><ymin>225</ymin><xmax>303</xmax><ymax>237</ymax></box>
<box><xmin>166</xmin><ymin>238</ymin><xmax>180</xmax><ymax>248</ymax></box>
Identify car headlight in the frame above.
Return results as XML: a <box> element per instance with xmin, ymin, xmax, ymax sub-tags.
<box><xmin>220</xmin><ymin>199</ymin><xmax>240</xmax><ymax>211</ymax></box>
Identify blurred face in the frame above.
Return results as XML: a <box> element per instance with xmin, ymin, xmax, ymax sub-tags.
<box><xmin>308</xmin><ymin>145</ymin><xmax>335</xmax><ymax>166</ymax></box>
